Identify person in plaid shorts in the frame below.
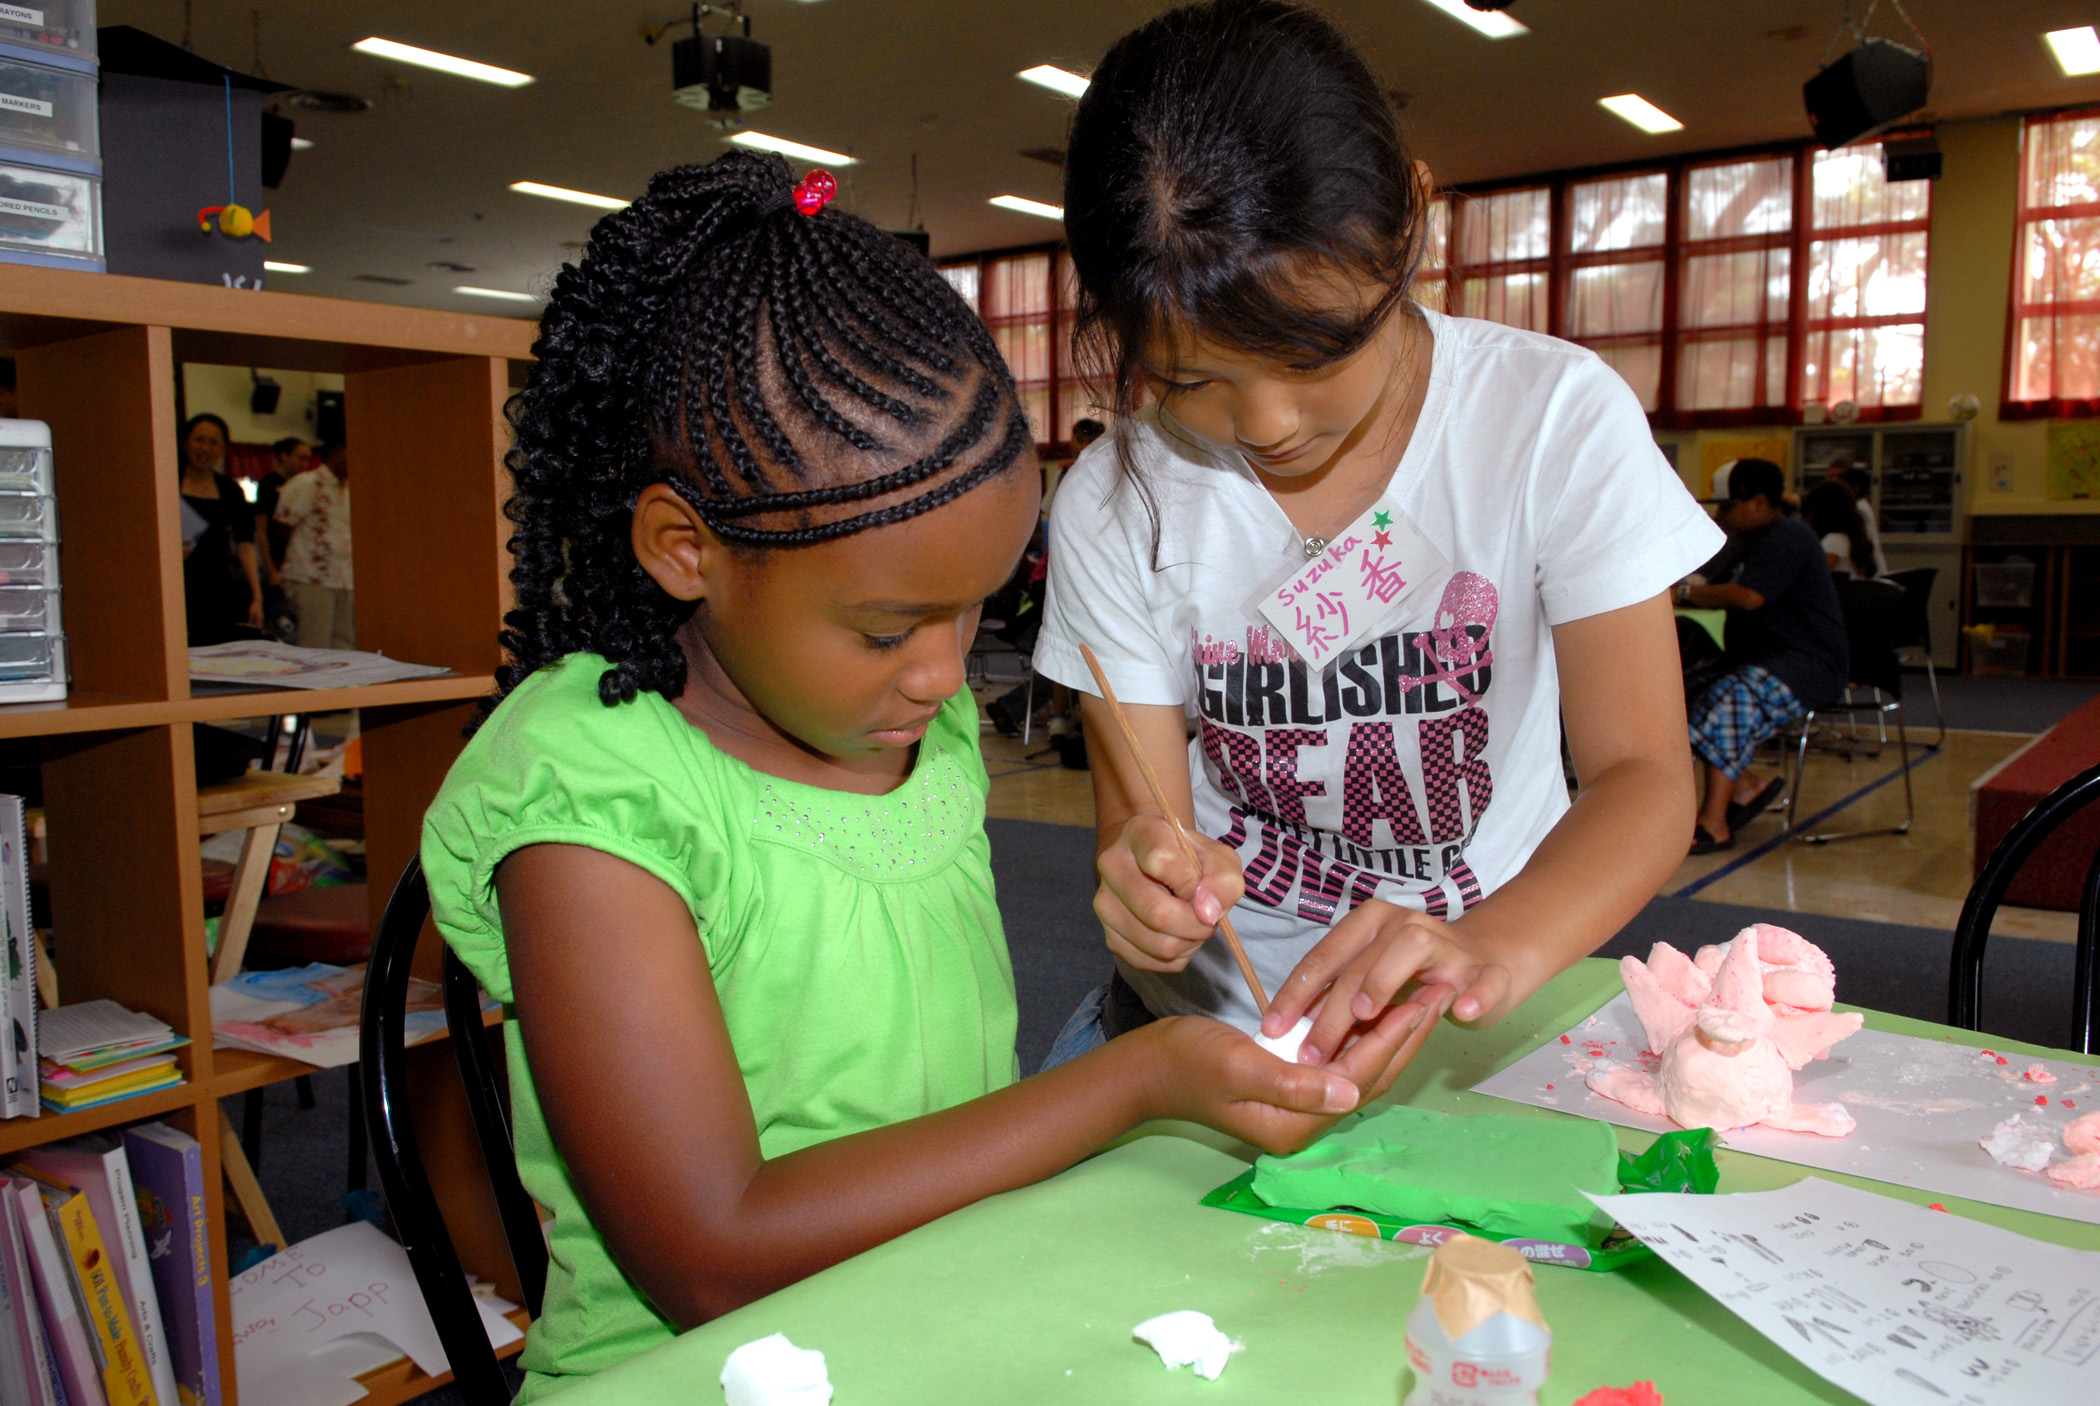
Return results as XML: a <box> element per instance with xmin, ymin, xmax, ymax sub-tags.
<box><xmin>1675</xmin><ymin>459</ymin><xmax>1849</xmax><ymax>854</ymax></box>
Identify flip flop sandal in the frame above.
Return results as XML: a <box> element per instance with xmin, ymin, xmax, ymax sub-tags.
<box><xmin>1725</xmin><ymin>776</ymin><xmax>1786</xmax><ymax>831</ymax></box>
<box><xmin>1689</xmin><ymin>824</ymin><xmax>1735</xmax><ymax>856</ymax></box>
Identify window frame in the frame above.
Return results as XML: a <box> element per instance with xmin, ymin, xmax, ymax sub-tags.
<box><xmin>1443</xmin><ymin>137</ymin><xmax>1930</xmax><ymax>429</ymax></box>
<box><xmin>2002</xmin><ymin>104</ymin><xmax>2100</xmax><ymax>421</ymax></box>
<box><xmin>936</xmin><ymin>240</ymin><xmax>1098</xmax><ymax>453</ymax></box>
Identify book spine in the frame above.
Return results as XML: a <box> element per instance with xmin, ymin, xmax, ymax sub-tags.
<box><xmin>1</xmin><ymin>1178</ymin><xmax>59</xmax><ymax>1406</ymax></box>
<box><xmin>7</xmin><ymin>1179</ymin><xmax>102</xmax><ymax>1406</ymax></box>
<box><xmin>99</xmin><ymin>1151</ymin><xmax>176</xmax><ymax>1406</ymax></box>
<box><xmin>121</xmin><ymin>1131</ymin><xmax>216</xmax><ymax>1406</ymax></box>
<box><xmin>0</xmin><ymin>1188</ymin><xmax>40</xmax><ymax>1406</ymax></box>
<box><xmin>0</xmin><ymin>795</ymin><xmax>33</xmax><ymax>1120</ymax></box>
<box><xmin>46</xmin><ymin>1187</ymin><xmax>154</xmax><ymax>1406</ymax></box>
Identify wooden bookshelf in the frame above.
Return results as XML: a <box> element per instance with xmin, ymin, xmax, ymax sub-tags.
<box><xmin>0</xmin><ymin>263</ymin><xmax>537</xmax><ymax>1406</ymax></box>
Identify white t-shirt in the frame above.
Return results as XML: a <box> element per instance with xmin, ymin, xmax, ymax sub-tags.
<box><xmin>1035</xmin><ymin>311</ymin><xmax>1725</xmax><ymax>1029</ymax></box>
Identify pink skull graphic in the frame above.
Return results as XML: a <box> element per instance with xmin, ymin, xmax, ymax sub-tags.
<box><xmin>1407</xmin><ymin>571</ymin><xmax>1497</xmax><ymax>704</ymax></box>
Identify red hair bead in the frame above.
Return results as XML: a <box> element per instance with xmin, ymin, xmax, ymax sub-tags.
<box><xmin>792</xmin><ymin>169</ymin><xmax>838</xmax><ymax>216</ymax></box>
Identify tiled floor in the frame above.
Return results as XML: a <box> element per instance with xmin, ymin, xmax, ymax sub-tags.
<box><xmin>977</xmin><ymin>715</ymin><xmax>2080</xmax><ymax>944</ymax></box>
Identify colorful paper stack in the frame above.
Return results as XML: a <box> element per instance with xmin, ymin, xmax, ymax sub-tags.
<box><xmin>35</xmin><ymin>1000</ymin><xmax>186</xmax><ymax>1113</ymax></box>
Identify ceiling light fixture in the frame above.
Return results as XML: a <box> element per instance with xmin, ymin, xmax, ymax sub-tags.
<box><xmin>263</xmin><ymin>261</ymin><xmax>310</xmax><ymax>273</ymax></box>
<box><xmin>726</xmin><ymin>131</ymin><xmax>856</xmax><ymax>166</ymax></box>
<box><xmin>509</xmin><ymin>180</ymin><xmax>629</xmax><ymax>210</ymax></box>
<box><xmin>1418</xmin><ymin>0</ymin><xmax>1528</xmax><ymax>40</ymax></box>
<box><xmin>1017</xmin><ymin>64</ymin><xmax>1089</xmax><ymax>98</ymax></box>
<box><xmin>456</xmin><ymin>286</ymin><xmax>540</xmax><ymax>302</ymax></box>
<box><xmin>289</xmin><ymin>137</ymin><xmax>315</xmax><ymax>151</ymax></box>
<box><xmin>350</xmin><ymin>37</ymin><xmax>533</xmax><ymax>87</ymax></box>
<box><xmin>990</xmin><ymin>195</ymin><xmax>1063</xmax><ymax>221</ymax></box>
<box><xmin>2046</xmin><ymin>26</ymin><xmax>2100</xmax><ymax>77</ymax></box>
<box><xmin>1598</xmin><ymin>93</ymin><xmax>1683</xmax><ymax>134</ymax></box>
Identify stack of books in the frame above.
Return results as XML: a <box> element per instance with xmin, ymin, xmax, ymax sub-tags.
<box><xmin>36</xmin><ymin>1002</ymin><xmax>187</xmax><ymax>1113</ymax></box>
<box><xmin>3</xmin><ymin>1125</ymin><xmax>217</xmax><ymax>1406</ymax></box>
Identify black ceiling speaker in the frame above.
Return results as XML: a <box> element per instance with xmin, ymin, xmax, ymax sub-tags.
<box><xmin>260</xmin><ymin>110</ymin><xmax>294</xmax><ymax>188</ymax></box>
<box><xmin>672</xmin><ymin>32</ymin><xmax>770</xmax><ymax>113</ymax></box>
<box><xmin>1804</xmin><ymin>37</ymin><xmax>1930</xmax><ymax>148</ymax></box>
<box><xmin>1882</xmin><ymin>134</ymin><xmax>1942</xmax><ymax>182</ymax></box>
<box><xmin>250</xmin><ymin>373</ymin><xmax>281</xmax><ymax>416</ymax></box>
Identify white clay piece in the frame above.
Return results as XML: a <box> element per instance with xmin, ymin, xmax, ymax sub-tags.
<box><xmin>721</xmin><ymin>1332</ymin><xmax>834</xmax><ymax>1406</ymax></box>
<box><xmin>1980</xmin><ymin>1116</ymin><xmax>2058</xmax><ymax>1172</ymax></box>
<box><xmin>1133</xmin><ymin>1310</ymin><xmax>1235</xmax><ymax>1381</ymax></box>
<box><xmin>1253</xmin><ymin>1015</ymin><xmax>1315</xmax><ymax>1064</ymax></box>
<box><xmin>1584</xmin><ymin>925</ymin><xmax>1862</xmax><ymax>1137</ymax></box>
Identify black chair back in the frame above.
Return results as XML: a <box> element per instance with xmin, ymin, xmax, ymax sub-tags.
<box><xmin>360</xmin><ymin>855</ymin><xmax>548</xmax><ymax>1405</ymax></box>
<box><xmin>1885</xmin><ymin>567</ymin><xmax>1937</xmax><ymax>652</ymax></box>
<box><xmin>1948</xmin><ymin>762</ymin><xmax>2100</xmax><ymax>1054</ymax></box>
<box><xmin>1833</xmin><ymin>575</ymin><xmax>1905</xmax><ymax>699</ymax></box>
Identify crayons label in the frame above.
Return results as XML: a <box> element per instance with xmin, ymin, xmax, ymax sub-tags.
<box><xmin>0</xmin><ymin>9</ymin><xmax>46</xmax><ymax>27</ymax></box>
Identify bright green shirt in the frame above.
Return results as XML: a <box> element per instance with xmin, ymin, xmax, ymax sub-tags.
<box><xmin>423</xmin><ymin>653</ymin><xmax>1020</xmax><ymax>1400</ymax></box>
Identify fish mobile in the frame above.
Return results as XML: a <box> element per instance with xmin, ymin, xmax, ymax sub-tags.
<box><xmin>197</xmin><ymin>203</ymin><xmax>272</xmax><ymax>241</ymax></box>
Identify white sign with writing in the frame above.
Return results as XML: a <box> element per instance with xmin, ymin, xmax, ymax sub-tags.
<box><xmin>1591</xmin><ymin>1178</ymin><xmax>2100</xmax><ymax>1406</ymax></box>
<box><xmin>231</xmin><ymin>1222</ymin><xmax>522</xmax><ymax>1406</ymax></box>
<box><xmin>1255</xmin><ymin>498</ymin><xmax>1450</xmax><ymax>670</ymax></box>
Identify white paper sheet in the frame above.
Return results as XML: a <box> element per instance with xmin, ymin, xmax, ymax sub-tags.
<box><xmin>1590</xmin><ymin>1179</ymin><xmax>2100</xmax><ymax>1406</ymax></box>
<box><xmin>1473</xmin><ymin>991</ymin><xmax>2100</xmax><ymax>1225</ymax></box>
<box><xmin>231</xmin><ymin>1221</ymin><xmax>523</xmax><ymax>1404</ymax></box>
<box><xmin>36</xmin><ymin>999</ymin><xmax>173</xmax><ymax>1059</ymax></box>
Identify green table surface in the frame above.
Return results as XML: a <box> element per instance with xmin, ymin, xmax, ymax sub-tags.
<box><xmin>1674</xmin><ymin>605</ymin><xmax>1726</xmax><ymax>649</ymax></box>
<box><xmin>557</xmin><ymin>959</ymin><xmax>2100</xmax><ymax>1405</ymax></box>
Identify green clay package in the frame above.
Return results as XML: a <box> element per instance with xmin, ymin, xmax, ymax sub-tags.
<box><xmin>1203</xmin><ymin>1110</ymin><xmax>1719</xmax><ymax>1273</ymax></box>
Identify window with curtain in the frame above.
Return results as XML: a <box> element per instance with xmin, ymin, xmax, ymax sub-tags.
<box><xmin>1562</xmin><ymin>171</ymin><xmax>1668</xmax><ymax>411</ymax></box>
<box><xmin>1052</xmin><ymin>250</ymin><xmax>1095</xmax><ymax>444</ymax></box>
<box><xmin>1800</xmin><ymin>146</ymin><xmax>1930</xmax><ymax>413</ymax></box>
<box><xmin>1455</xmin><ymin>186</ymin><xmax>1551</xmax><ymax>330</ymax></box>
<box><xmin>1679</xmin><ymin>155</ymin><xmax>1793</xmax><ymax>412</ymax></box>
<box><xmin>2007</xmin><ymin>109</ymin><xmax>2100</xmax><ymax>416</ymax></box>
<box><xmin>981</xmin><ymin>251</ymin><xmax>1053</xmax><ymax>444</ymax></box>
<box><xmin>938</xmin><ymin>261</ymin><xmax>980</xmax><ymax>316</ymax></box>
<box><xmin>1411</xmin><ymin>197</ymin><xmax>1450</xmax><ymax>311</ymax></box>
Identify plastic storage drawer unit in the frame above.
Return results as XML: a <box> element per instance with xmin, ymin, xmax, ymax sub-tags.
<box><xmin>0</xmin><ymin>438</ymin><xmax>51</xmax><ymax>494</ymax></box>
<box><xmin>0</xmin><ymin>156</ymin><xmax>95</xmax><ymax>264</ymax></box>
<box><xmin>0</xmin><ymin>53</ymin><xmax>94</xmax><ymax>163</ymax></box>
<box><xmin>0</xmin><ymin>539</ymin><xmax>55</xmax><ymax>586</ymax></box>
<box><xmin>0</xmin><ymin>4</ymin><xmax>96</xmax><ymax>59</ymax></box>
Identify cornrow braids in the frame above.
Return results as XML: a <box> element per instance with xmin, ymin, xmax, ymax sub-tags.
<box><xmin>490</xmin><ymin>151</ymin><xmax>1029</xmax><ymax>723</ymax></box>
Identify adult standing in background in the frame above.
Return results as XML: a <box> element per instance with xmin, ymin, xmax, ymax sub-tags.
<box><xmin>275</xmin><ymin>440</ymin><xmax>354</xmax><ymax>650</ymax></box>
<box><xmin>1830</xmin><ymin>464</ymin><xmax>1888</xmax><ymax>576</ymax></box>
<box><xmin>254</xmin><ymin>436</ymin><xmax>313</xmax><ymax>639</ymax></box>
<box><xmin>178</xmin><ymin>412</ymin><xmax>263</xmax><ymax>643</ymax></box>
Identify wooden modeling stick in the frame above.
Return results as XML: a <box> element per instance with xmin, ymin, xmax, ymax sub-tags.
<box><xmin>1080</xmin><ymin>644</ymin><xmax>1270</xmax><ymax>1014</ymax></box>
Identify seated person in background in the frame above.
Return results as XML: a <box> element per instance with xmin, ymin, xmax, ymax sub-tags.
<box><xmin>1830</xmin><ymin>464</ymin><xmax>1888</xmax><ymax>576</ymax></box>
<box><xmin>1802</xmin><ymin>479</ymin><xmax>1877</xmax><ymax>579</ymax></box>
<box><xmin>1673</xmin><ymin>459</ymin><xmax>1849</xmax><ymax>854</ymax></box>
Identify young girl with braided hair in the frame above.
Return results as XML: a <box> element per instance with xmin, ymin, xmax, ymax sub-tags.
<box><xmin>422</xmin><ymin>150</ymin><xmax>1435</xmax><ymax>1399</ymax></box>
<box><xmin>1036</xmin><ymin>0</ymin><xmax>1723</xmax><ymax>1068</ymax></box>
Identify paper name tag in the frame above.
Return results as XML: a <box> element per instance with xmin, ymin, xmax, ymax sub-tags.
<box><xmin>1257</xmin><ymin>499</ymin><xmax>1450</xmax><ymax>670</ymax></box>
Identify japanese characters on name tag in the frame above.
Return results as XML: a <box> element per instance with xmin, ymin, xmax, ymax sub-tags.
<box><xmin>1255</xmin><ymin>499</ymin><xmax>1452</xmax><ymax>671</ymax></box>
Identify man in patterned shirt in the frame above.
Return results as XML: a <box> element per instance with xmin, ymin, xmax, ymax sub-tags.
<box><xmin>275</xmin><ymin>439</ymin><xmax>354</xmax><ymax>650</ymax></box>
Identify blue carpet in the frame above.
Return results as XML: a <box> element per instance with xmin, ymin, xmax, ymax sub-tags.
<box><xmin>1914</xmin><ymin>671</ymin><xmax>2098</xmax><ymax>735</ymax></box>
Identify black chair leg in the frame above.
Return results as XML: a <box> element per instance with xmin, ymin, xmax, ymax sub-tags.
<box><xmin>346</xmin><ymin>1062</ymin><xmax>368</xmax><ymax>1194</ymax></box>
<box><xmin>295</xmin><ymin>1074</ymin><xmax>316</xmax><ymax>1110</ymax></box>
<box><xmin>243</xmin><ymin>1086</ymin><xmax>265</xmax><ymax>1169</ymax></box>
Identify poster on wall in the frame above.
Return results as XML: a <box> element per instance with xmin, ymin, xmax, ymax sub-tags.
<box><xmin>2045</xmin><ymin>421</ymin><xmax>2100</xmax><ymax>500</ymax></box>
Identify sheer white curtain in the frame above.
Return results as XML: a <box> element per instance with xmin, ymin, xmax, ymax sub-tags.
<box><xmin>1563</xmin><ymin>173</ymin><xmax>1666</xmax><ymax>410</ymax></box>
<box><xmin>1456</xmin><ymin>187</ymin><xmax>1550</xmax><ymax>330</ymax></box>
<box><xmin>1802</xmin><ymin>149</ymin><xmax>1929</xmax><ymax>411</ymax></box>
<box><xmin>1679</xmin><ymin>157</ymin><xmax>1793</xmax><ymax>411</ymax></box>
<box><xmin>2011</xmin><ymin>112</ymin><xmax>2100</xmax><ymax>410</ymax></box>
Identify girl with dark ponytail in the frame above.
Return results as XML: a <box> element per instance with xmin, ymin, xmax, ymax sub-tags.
<box><xmin>1035</xmin><ymin>2</ymin><xmax>1725</xmax><ymax>1071</ymax></box>
<box><xmin>422</xmin><ymin>150</ymin><xmax>1424</xmax><ymax>1397</ymax></box>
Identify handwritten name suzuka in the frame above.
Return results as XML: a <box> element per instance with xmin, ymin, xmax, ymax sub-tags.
<box><xmin>1256</xmin><ymin>499</ymin><xmax>1451</xmax><ymax>671</ymax></box>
